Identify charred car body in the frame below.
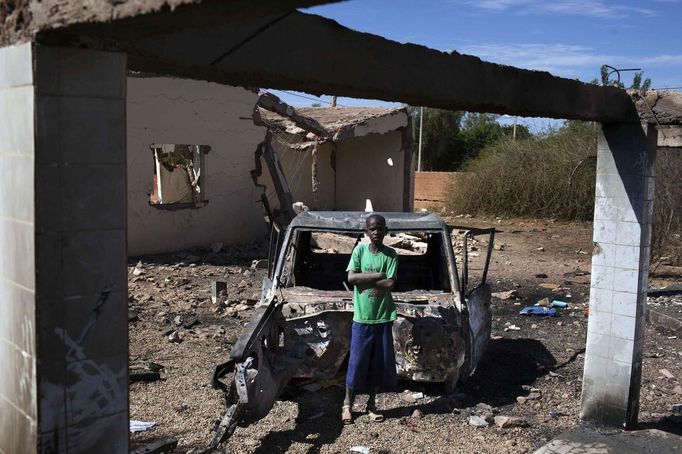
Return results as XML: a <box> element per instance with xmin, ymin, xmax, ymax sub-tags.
<box><xmin>209</xmin><ymin>211</ymin><xmax>494</xmax><ymax>448</ymax></box>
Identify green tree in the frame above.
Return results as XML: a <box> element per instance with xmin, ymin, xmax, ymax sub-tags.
<box><xmin>598</xmin><ymin>65</ymin><xmax>651</xmax><ymax>90</ymax></box>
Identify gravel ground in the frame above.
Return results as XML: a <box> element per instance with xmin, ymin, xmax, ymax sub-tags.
<box><xmin>128</xmin><ymin>217</ymin><xmax>682</xmax><ymax>454</ymax></box>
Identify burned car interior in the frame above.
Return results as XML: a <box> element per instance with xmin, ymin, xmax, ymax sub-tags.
<box><xmin>286</xmin><ymin>231</ymin><xmax>453</xmax><ymax>293</ymax></box>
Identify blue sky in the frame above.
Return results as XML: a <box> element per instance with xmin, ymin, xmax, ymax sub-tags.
<box><xmin>270</xmin><ymin>0</ymin><xmax>682</xmax><ymax>130</ymax></box>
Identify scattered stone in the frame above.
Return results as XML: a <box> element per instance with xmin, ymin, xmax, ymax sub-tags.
<box><xmin>468</xmin><ymin>415</ymin><xmax>489</xmax><ymax>428</ymax></box>
<box><xmin>516</xmin><ymin>396</ymin><xmax>527</xmax><ymax>405</ymax></box>
<box><xmin>243</xmin><ymin>269</ymin><xmax>252</xmax><ymax>278</ymax></box>
<box><xmin>494</xmin><ymin>416</ymin><xmax>529</xmax><ymax>428</ymax></box>
<box><xmin>673</xmin><ymin>385</ymin><xmax>682</xmax><ymax>395</ymax></box>
<box><xmin>526</xmin><ymin>392</ymin><xmax>542</xmax><ymax>401</ymax></box>
<box><xmin>411</xmin><ymin>409</ymin><xmax>423</xmax><ymax>420</ymax></box>
<box><xmin>173</xmin><ymin>315</ymin><xmax>183</xmax><ymax>326</ymax></box>
<box><xmin>535</xmin><ymin>273</ymin><xmax>548</xmax><ymax>279</ymax></box>
<box><xmin>660</xmin><ymin>368</ymin><xmax>675</xmax><ymax>379</ymax></box>
<box><xmin>235</xmin><ymin>303</ymin><xmax>250</xmax><ymax>312</ymax></box>
<box><xmin>504</xmin><ymin>324</ymin><xmax>521</xmax><ymax>332</ymax></box>
<box><xmin>536</xmin><ymin>246</ymin><xmax>545</xmax><ymax>251</ymax></box>
<box><xmin>238</xmin><ymin>280</ymin><xmax>248</xmax><ymax>289</ymax></box>
<box><xmin>168</xmin><ymin>331</ymin><xmax>182</xmax><ymax>343</ymax></box>
<box><xmin>492</xmin><ymin>290</ymin><xmax>518</xmax><ymax>300</ymax></box>
<box><xmin>129</xmin><ymin>311</ymin><xmax>139</xmax><ymax>323</ymax></box>
<box><xmin>242</xmin><ymin>299</ymin><xmax>258</xmax><ymax>306</ymax></box>
<box><xmin>400</xmin><ymin>391</ymin><xmax>417</xmax><ymax>404</ymax></box>
<box><xmin>132</xmin><ymin>261</ymin><xmax>145</xmax><ymax>276</ymax></box>
<box><xmin>539</xmin><ymin>283</ymin><xmax>561</xmax><ymax>290</ymax></box>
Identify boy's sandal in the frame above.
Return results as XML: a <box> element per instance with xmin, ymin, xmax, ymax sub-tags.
<box><xmin>367</xmin><ymin>406</ymin><xmax>384</xmax><ymax>423</ymax></box>
<box><xmin>342</xmin><ymin>405</ymin><xmax>353</xmax><ymax>425</ymax></box>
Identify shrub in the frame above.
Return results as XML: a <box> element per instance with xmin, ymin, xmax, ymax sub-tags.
<box><xmin>447</xmin><ymin>122</ymin><xmax>682</xmax><ymax>265</ymax></box>
<box><xmin>447</xmin><ymin>123</ymin><xmax>597</xmax><ymax>220</ymax></box>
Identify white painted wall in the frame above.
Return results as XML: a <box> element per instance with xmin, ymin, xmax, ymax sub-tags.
<box><xmin>127</xmin><ymin>77</ymin><xmax>267</xmax><ymax>255</ymax></box>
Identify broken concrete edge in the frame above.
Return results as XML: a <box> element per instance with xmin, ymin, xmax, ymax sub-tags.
<box><xmin>0</xmin><ymin>0</ymin><xmax>338</xmax><ymax>46</ymax></box>
<box><xmin>646</xmin><ymin>308</ymin><xmax>682</xmax><ymax>335</ymax></box>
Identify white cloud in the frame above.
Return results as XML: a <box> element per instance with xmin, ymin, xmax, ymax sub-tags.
<box><xmin>457</xmin><ymin>42</ymin><xmax>682</xmax><ymax>79</ymax></box>
<box><xmin>459</xmin><ymin>0</ymin><xmax>658</xmax><ymax>18</ymax></box>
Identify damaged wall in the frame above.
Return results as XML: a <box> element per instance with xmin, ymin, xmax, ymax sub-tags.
<box><xmin>127</xmin><ymin>76</ymin><xmax>267</xmax><ymax>255</ymax></box>
<box><xmin>335</xmin><ymin>130</ymin><xmax>406</xmax><ymax>211</ymax></box>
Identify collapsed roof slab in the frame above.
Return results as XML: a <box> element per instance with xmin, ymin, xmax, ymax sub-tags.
<box><xmin>1</xmin><ymin>0</ymin><xmax>339</xmax><ymax>46</ymax></box>
<box><xmin>39</xmin><ymin>9</ymin><xmax>645</xmax><ymax>123</ymax></box>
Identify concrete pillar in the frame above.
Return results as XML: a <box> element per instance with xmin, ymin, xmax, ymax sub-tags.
<box><xmin>0</xmin><ymin>43</ymin><xmax>128</xmax><ymax>453</ymax></box>
<box><xmin>580</xmin><ymin>122</ymin><xmax>657</xmax><ymax>427</ymax></box>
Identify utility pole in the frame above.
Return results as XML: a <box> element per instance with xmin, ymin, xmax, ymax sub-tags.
<box><xmin>331</xmin><ymin>96</ymin><xmax>337</xmax><ymax>107</ymax></box>
<box><xmin>417</xmin><ymin>106</ymin><xmax>424</xmax><ymax>172</ymax></box>
<box><xmin>513</xmin><ymin>116</ymin><xmax>517</xmax><ymax>141</ymax></box>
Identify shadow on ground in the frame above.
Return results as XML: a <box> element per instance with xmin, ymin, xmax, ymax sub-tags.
<box><xmin>461</xmin><ymin>338</ymin><xmax>557</xmax><ymax>407</ymax></box>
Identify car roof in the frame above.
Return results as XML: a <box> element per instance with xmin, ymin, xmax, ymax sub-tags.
<box><xmin>288</xmin><ymin>211</ymin><xmax>448</xmax><ymax>231</ymax></box>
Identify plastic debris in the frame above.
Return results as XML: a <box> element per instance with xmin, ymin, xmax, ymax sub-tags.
<box><xmin>129</xmin><ymin>420</ymin><xmax>156</xmax><ymax>433</ymax></box>
<box><xmin>350</xmin><ymin>447</ymin><xmax>370</xmax><ymax>454</ymax></box>
<box><xmin>520</xmin><ymin>307</ymin><xmax>557</xmax><ymax>316</ymax></box>
<box><xmin>550</xmin><ymin>300</ymin><xmax>568</xmax><ymax>308</ymax></box>
<box><xmin>504</xmin><ymin>324</ymin><xmax>521</xmax><ymax>331</ymax></box>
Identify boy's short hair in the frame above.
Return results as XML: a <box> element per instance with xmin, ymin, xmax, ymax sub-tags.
<box><xmin>365</xmin><ymin>214</ymin><xmax>387</xmax><ymax>228</ymax></box>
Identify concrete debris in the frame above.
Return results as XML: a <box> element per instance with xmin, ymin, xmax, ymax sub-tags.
<box><xmin>468</xmin><ymin>415</ymin><xmax>489</xmax><ymax>428</ymax></box>
<box><xmin>492</xmin><ymin>290</ymin><xmax>518</xmax><ymax>300</ymax></box>
<box><xmin>660</xmin><ymin>369</ymin><xmax>676</xmax><ymax>379</ymax></box>
<box><xmin>251</xmin><ymin>259</ymin><xmax>268</xmax><ymax>269</ymax></box>
<box><xmin>132</xmin><ymin>261</ymin><xmax>145</xmax><ymax>276</ymax></box>
<box><xmin>494</xmin><ymin>416</ymin><xmax>529</xmax><ymax>428</ymax></box>
<box><xmin>168</xmin><ymin>330</ymin><xmax>182</xmax><ymax>343</ymax></box>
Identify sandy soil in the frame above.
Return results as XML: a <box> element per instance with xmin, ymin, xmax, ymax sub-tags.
<box><xmin>128</xmin><ymin>217</ymin><xmax>682</xmax><ymax>454</ymax></box>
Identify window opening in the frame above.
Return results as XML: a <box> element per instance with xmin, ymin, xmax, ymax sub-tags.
<box><xmin>150</xmin><ymin>144</ymin><xmax>210</xmax><ymax>208</ymax></box>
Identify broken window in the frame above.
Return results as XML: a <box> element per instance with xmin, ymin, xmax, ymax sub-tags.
<box><xmin>149</xmin><ymin>144</ymin><xmax>210</xmax><ymax>208</ymax></box>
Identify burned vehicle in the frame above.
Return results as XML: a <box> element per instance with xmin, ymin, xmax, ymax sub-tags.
<box><xmin>210</xmin><ymin>211</ymin><xmax>494</xmax><ymax>447</ymax></box>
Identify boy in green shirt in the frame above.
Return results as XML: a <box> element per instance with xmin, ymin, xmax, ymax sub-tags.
<box><xmin>342</xmin><ymin>214</ymin><xmax>398</xmax><ymax>424</ymax></box>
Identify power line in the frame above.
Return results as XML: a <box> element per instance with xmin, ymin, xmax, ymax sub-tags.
<box><xmin>265</xmin><ymin>89</ymin><xmax>348</xmax><ymax>107</ymax></box>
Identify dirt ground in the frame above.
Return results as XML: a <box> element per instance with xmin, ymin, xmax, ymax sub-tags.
<box><xmin>128</xmin><ymin>216</ymin><xmax>682</xmax><ymax>454</ymax></box>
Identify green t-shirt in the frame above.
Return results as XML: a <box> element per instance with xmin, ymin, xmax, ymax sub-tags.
<box><xmin>346</xmin><ymin>243</ymin><xmax>398</xmax><ymax>324</ymax></box>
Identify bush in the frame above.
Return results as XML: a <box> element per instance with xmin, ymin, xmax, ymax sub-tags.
<box><xmin>447</xmin><ymin>122</ymin><xmax>682</xmax><ymax>264</ymax></box>
<box><xmin>652</xmin><ymin>149</ymin><xmax>682</xmax><ymax>265</ymax></box>
<box><xmin>447</xmin><ymin>123</ymin><xmax>597</xmax><ymax>220</ymax></box>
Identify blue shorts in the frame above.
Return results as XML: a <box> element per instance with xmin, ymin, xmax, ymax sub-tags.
<box><xmin>346</xmin><ymin>321</ymin><xmax>398</xmax><ymax>392</ymax></box>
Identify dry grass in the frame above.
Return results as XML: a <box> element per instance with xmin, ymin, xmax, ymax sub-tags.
<box><xmin>446</xmin><ymin>124</ymin><xmax>682</xmax><ymax>264</ymax></box>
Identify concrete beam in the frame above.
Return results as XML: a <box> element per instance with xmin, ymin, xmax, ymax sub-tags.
<box><xmin>44</xmin><ymin>10</ymin><xmax>639</xmax><ymax>122</ymax></box>
<box><xmin>658</xmin><ymin>127</ymin><xmax>682</xmax><ymax>148</ymax></box>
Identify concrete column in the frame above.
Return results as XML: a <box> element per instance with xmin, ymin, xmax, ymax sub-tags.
<box><xmin>0</xmin><ymin>42</ymin><xmax>39</xmax><ymax>454</ymax></box>
<box><xmin>580</xmin><ymin>122</ymin><xmax>657</xmax><ymax>427</ymax></box>
<box><xmin>0</xmin><ymin>44</ymin><xmax>128</xmax><ymax>453</ymax></box>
